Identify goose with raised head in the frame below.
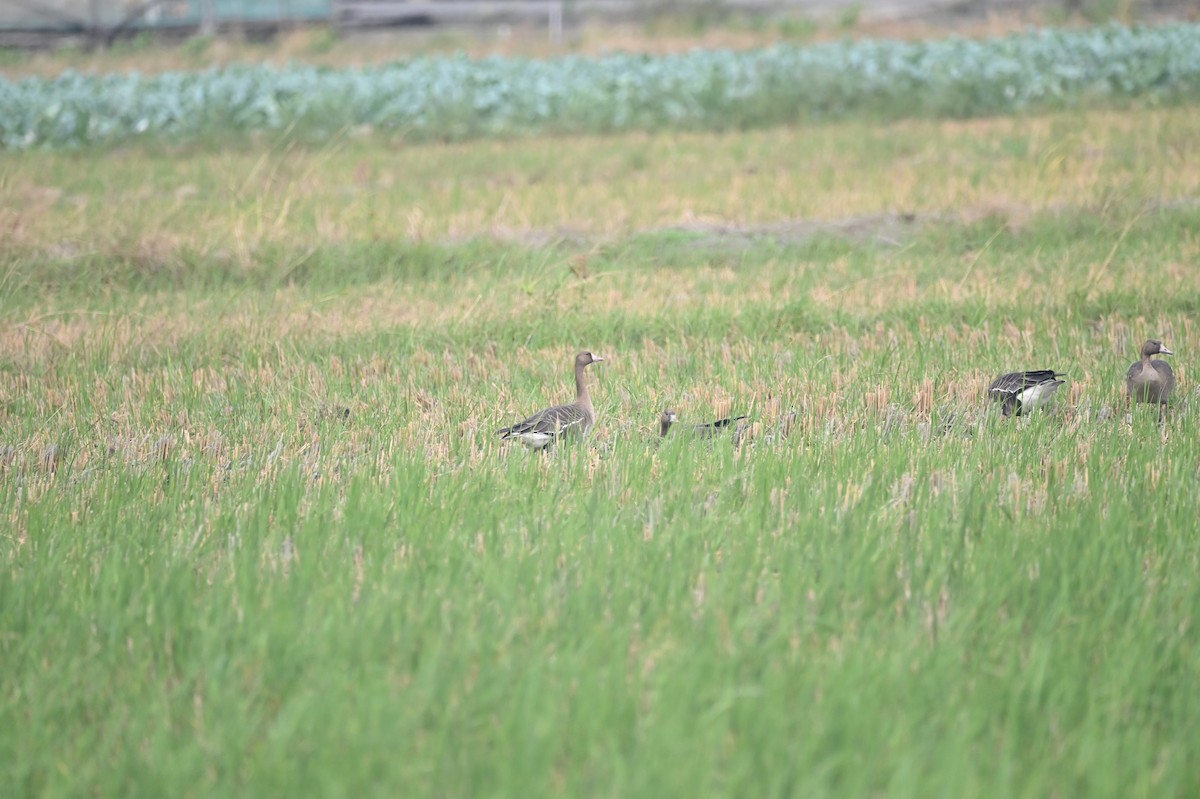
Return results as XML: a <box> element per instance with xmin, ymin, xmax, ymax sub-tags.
<box><xmin>1126</xmin><ymin>339</ymin><xmax>1174</xmax><ymax>419</ymax></box>
<box><xmin>499</xmin><ymin>351</ymin><xmax>605</xmax><ymax>450</ymax></box>
<box><xmin>988</xmin><ymin>370</ymin><xmax>1067</xmax><ymax>417</ymax></box>
<box><xmin>659</xmin><ymin>409</ymin><xmax>748</xmax><ymax>439</ymax></box>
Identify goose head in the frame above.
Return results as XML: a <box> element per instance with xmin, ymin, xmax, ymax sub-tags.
<box><xmin>659</xmin><ymin>409</ymin><xmax>677</xmax><ymax>437</ymax></box>
<box><xmin>1142</xmin><ymin>340</ymin><xmax>1173</xmax><ymax>358</ymax></box>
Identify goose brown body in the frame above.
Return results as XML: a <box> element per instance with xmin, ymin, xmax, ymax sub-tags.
<box><xmin>499</xmin><ymin>352</ymin><xmax>604</xmax><ymax>450</ymax></box>
<box><xmin>1126</xmin><ymin>339</ymin><xmax>1174</xmax><ymax>414</ymax></box>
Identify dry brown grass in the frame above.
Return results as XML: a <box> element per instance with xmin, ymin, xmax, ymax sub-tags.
<box><xmin>4</xmin><ymin>106</ymin><xmax>1199</xmax><ymax>264</ymax></box>
<box><xmin>3</xmin><ymin>101</ymin><xmax>1198</xmax><ymax>476</ymax></box>
<box><xmin>2</xmin><ymin>259</ymin><xmax>1192</xmax><ymax>479</ymax></box>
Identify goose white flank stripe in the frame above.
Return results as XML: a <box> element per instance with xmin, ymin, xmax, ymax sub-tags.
<box><xmin>987</xmin><ymin>370</ymin><xmax>1067</xmax><ymax>417</ymax></box>
<box><xmin>498</xmin><ymin>351</ymin><xmax>604</xmax><ymax>450</ymax></box>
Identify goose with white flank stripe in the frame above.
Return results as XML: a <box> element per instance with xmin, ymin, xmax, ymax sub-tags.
<box><xmin>498</xmin><ymin>351</ymin><xmax>605</xmax><ymax>450</ymax></box>
<box><xmin>988</xmin><ymin>370</ymin><xmax>1067</xmax><ymax>417</ymax></box>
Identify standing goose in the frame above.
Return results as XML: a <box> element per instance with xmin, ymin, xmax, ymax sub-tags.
<box><xmin>988</xmin><ymin>370</ymin><xmax>1067</xmax><ymax>417</ymax></box>
<box><xmin>498</xmin><ymin>351</ymin><xmax>604</xmax><ymax>450</ymax></box>
<box><xmin>659</xmin><ymin>409</ymin><xmax>748</xmax><ymax>439</ymax></box>
<box><xmin>1126</xmin><ymin>339</ymin><xmax>1174</xmax><ymax>419</ymax></box>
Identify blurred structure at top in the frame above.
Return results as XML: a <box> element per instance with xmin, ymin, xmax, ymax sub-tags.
<box><xmin>1</xmin><ymin>0</ymin><xmax>1194</xmax><ymax>48</ymax></box>
<box><xmin>1</xmin><ymin>0</ymin><xmax>332</xmax><ymax>46</ymax></box>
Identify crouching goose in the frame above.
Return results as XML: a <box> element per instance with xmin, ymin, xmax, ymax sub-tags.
<box><xmin>1126</xmin><ymin>339</ymin><xmax>1174</xmax><ymax>419</ymax></box>
<box><xmin>498</xmin><ymin>351</ymin><xmax>604</xmax><ymax>450</ymax></box>
<box><xmin>988</xmin><ymin>370</ymin><xmax>1067</xmax><ymax>417</ymax></box>
<box><xmin>660</xmin><ymin>409</ymin><xmax>748</xmax><ymax>438</ymax></box>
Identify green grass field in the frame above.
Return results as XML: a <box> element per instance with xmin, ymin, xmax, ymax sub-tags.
<box><xmin>3</xmin><ymin>97</ymin><xmax>1200</xmax><ymax>796</ymax></box>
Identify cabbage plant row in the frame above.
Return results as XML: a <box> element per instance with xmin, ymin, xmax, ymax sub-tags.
<box><xmin>3</xmin><ymin>22</ymin><xmax>1199</xmax><ymax>149</ymax></box>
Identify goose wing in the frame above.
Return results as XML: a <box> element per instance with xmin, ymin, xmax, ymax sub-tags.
<box><xmin>689</xmin><ymin>414</ymin><xmax>748</xmax><ymax>438</ymax></box>
<box><xmin>699</xmin><ymin>414</ymin><xmax>748</xmax><ymax>431</ymax></box>
<box><xmin>499</xmin><ymin>402</ymin><xmax>588</xmax><ymax>439</ymax></box>
<box><xmin>1151</xmin><ymin>360</ymin><xmax>1176</xmax><ymax>389</ymax></box>
<box><xmin>988</xmin><ymin>372</ymin><xmax>1025</xmax><ymax>396</ymax></box>
<box><xmin>989</xmin><ymin>370</ymin><xmax>1063</xmax><ymax>396</ymax></box>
